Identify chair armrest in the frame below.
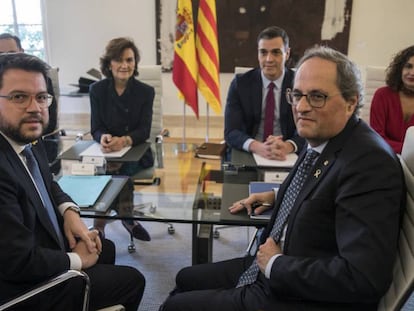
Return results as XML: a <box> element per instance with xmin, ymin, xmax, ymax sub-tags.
<box><xmin>0</xmin><ymin>270</ymin><xmax>90</xmax><ymax>311</ymax></box>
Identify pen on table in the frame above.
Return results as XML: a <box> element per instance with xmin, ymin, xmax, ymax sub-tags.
<box><xmin>251</xmin><ymin>202</ymin><xmax>272</xmax><ymax>209</ymax></box>
<box><xmin>251</xmin><ymin>202</ymin><xmax>272</xmax><ymax>216</ymax></box>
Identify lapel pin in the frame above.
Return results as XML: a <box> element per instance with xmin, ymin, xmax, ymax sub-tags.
<box><xmin>314</xmin><ymin>169</ymin><xmax>321</xmax><ymax>178</ymax></box>
<box><xmin>323</xmin><ymin>160</ymin><xmax>329</xmax><ymax>166</ymax></box>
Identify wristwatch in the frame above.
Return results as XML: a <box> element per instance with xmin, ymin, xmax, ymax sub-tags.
<box><xmin>66</xmin><ymin>205</ymin><xmax>81</xmax><ymax>215</ymax></box>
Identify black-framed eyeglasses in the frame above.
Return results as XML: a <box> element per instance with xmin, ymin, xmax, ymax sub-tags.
<box><xmin>286</xmin><ymin>88</ymin><xmax>341</xmax><ymax>108</ymax></box>
<box><xmin>0</xmin><ymin>93</ymin><xmax>53</xmax><ymax>109</ymax></box>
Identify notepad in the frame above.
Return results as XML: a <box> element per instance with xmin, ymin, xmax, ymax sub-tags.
<box><xmin>79</xmin><ymin>142</ymin><xmax>131</xmax><ymax>158</ymax></box>
<box><xmin>58</xmin><ymin>175</ymin><xmax>112</xmax><ymax>208</ymax></box>
<box><xmin>195</xmin><ymin>142</ymin><xmax>226</xmax><ymax>160</ymax></box>
<box><xmin>253</xmin><ymin>153</ymin><xmax>298</xmax><ymax>168</ymax></box>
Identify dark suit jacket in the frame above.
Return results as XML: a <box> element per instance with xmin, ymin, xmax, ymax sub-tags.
<box><xmin>90</xmin><ymin>77</ymin><xmax>155</xmax><ymax>168</ymax></box>
<box><xmin>224</xmin><ymin>67</ymin><xmax>304</xmax><ymax>152</ymax></box>
<box><xmin>258</xmin><ymin>116</ymin><xmax>404</xmax><ymax>310</ymax></box>
<box><xmin>0</xmin><ymin>136</ymin><xmax>74</xmax><ymax>301</ymax></box>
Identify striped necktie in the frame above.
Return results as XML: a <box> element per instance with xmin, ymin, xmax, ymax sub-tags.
<box><xmin>237</xmin><ymin>149</ymin><xmax>319</xmax><ymax>287</ymax></box>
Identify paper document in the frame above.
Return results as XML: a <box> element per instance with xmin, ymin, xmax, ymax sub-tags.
<box><xmin>253</xmin><ymin>153</ymin><xmax>298</xmax><ymax>168</ymax></box>
<box><xmin>249</xmin><ymin>181</ymin><xmax>280</xmax><ymax>194</ymax></box>
<box><xmin>58</xmin><ymin>175</ymin><xmax>111</xmax><ymax>208</ymax></box>
<box><xmin>79</xmin><ymin>142</ymin><xmax>131</xmax><ymax>158</ymax></box>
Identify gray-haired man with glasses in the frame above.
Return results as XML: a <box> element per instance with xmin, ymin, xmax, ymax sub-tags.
<box><xmin>161</xmin><ymin>46</ymin><xmax>404</xmax><ymax>311</ymax></box>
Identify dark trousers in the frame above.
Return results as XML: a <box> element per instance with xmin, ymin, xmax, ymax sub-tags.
<box><xmin>8</xmin><ymin>239</ymin><xmax>145</xmax><ymax>311</ymax></box>
<box><xmin>161</xmin><ymin>256</ymin><xmax>375</xmax><ymax>311</ymax></box>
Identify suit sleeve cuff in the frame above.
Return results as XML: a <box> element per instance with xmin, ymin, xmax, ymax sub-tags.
<box><xmin>67</xmin><ymin>252</ymin><xmax>82</xmax><ymax>270</ymax></box>
<box><xmin>265</xmin><ymin>254</ymin><xmax>283</xmax><ymax>278</ymax></box>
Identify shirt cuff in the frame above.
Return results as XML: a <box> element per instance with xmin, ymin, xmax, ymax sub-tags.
<box><xmin>285</xmin><ymin>139</ymin><xmax>297</xmax><ymax>153</ymax></box>
<box><xmin>265</xmin><ymin>253</ymin><xmax>283</xmax><ymax>278</ymax></box>
<box><xmin>67</xmin><ymin>252</ymin><xmax>82</xmax><ymax>270</ymax></box>
<box><xmin>243</xmin><ymin>138</ymin><xmax>255</xmax><ymax>152</ymax></box>
<box><xmin>58</xmin><ymin>202</ymin><xmax>80</xmax><ymax>216</ymax></box>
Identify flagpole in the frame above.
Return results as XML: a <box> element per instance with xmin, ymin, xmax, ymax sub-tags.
<box><xmin>205</xmin><ymin>102</ymin><xmax>210</xmax><ymax>142</ymax></box>
<box><xmin>179</xmin><ymin>101</ymin><xmax>188</xmax><ymax>152</ymax></box>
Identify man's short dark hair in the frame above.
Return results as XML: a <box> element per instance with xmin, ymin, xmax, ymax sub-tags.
<box><xmin>257</xmin><ymin>26</ymin><xmax>289</xmax><ymax>49</ymax></box>
<box><xmin>0</xmin><ymin>53</ymin><xmax>49</xmax><ymax>89</ymax></box>
<box><xmin>0</xmin><ymin>33</ymin><xmax>23</xmax><ymax>50</ymax></box>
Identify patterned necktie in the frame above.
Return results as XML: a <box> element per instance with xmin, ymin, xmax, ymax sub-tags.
<box><xmin>236</xmin><ymin>149</ymin><xmax>319</xmax><ymax>287</ymax></box>
<box><xmin>22</xmin><ymin>145</ymin><xmax>65</xmax><ymax>249</ymax></box>
<box><xmin>263</xmin><ymin>82</ymin><xmax>276</xmax><ymax>140</ymax></box>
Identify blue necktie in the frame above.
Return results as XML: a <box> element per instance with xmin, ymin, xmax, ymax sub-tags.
<box><xmin>22</xmin><ymin>145</ymin><xmax>65</xmax><ymax>249</ymax></box>
<box><xmin>237</xmin><ymin>149</ymin><xmax>319</xmax><ymax>287</ymax></box>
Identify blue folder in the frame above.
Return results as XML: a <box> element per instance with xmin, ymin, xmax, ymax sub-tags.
<box><xmin>58</xmin><ymin>175</ymin><xmax>112</xmax><ymax>208</ymax></box>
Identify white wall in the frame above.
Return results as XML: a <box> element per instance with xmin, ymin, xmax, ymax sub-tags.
<box><xmin>45</xmin><ymin>0</ymin><xmax>414</xmax><ymax>117</ymax></box>
<box><xmin>348</xmin><ymin>0</ymin><xmax>413</xmax><ymax>67</ymax></box>
<box><xmin>44</xmin><ymin>0</ymin><xmax>156</xmax><ymax>88</ymax></box>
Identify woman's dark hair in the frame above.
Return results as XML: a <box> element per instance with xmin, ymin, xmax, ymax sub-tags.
<box><xmin>100</xmin><ymin>37</ymin><xmax>140</xmax><ymax>78</ymax></box>
<box><xmin>385</xmin><ymin>45</ymin><xmax>414</xmax><ymax>92</ymax></box>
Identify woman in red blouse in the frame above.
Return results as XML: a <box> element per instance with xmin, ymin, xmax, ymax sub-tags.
<box><xmin>370</xmin><ymin>45</ymin><xmax>414</xmax><ymax>154</ymax></box>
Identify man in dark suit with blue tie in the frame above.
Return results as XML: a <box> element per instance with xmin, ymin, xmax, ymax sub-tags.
<box><xmin>224</xmin><ymin>26</ymin><xmax>304</xmax><ymax>160</ymax></box>
<box><xmin>0</xmin><ymin>53</ymin><xmax>144</xmax><ymax>310</ymax></box>
<box><xmin>161</xmin><ymin>47</ymin><xmax>405</xmax><ymax>310</ymax></box>
<box><xmin>0</xmin><ymin>33</ymin><xmax>61</xmax><ymax>174</ymax></box>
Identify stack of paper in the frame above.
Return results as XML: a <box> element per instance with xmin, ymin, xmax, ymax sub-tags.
<box><xmin>79</xmin><ymin>142</ymin><xmax>131</xmax><ymax>158</ymax></box>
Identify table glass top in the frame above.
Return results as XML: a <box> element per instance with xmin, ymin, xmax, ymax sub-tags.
<box><xmin>63</xmin><ymin>140</ymin><xmax>266</xmax><ymax>225</ymax></box>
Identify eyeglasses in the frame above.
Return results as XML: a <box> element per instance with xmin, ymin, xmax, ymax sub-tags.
<box><xmin>286</xmin><ymin>88</ymin><xmax>341</xmax><ymax>108</ymax></box>
<box><xmin>0</xmin><ymin>93</ymin><xmax>53</xmax><ymax>109</ymax></box>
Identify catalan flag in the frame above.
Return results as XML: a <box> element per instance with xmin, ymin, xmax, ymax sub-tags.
<box><xmin>196</xmin><ymin>0</ymin><xmax>221</xmax><ymax>115</ymax></box>
<box><xmin>173</xmin><ymin>0</ymin><xmax>199</xmax><ymax>118</ymax></box>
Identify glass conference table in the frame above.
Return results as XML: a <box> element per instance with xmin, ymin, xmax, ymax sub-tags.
<box><xmin>60</xmin><ymin>140</ymin><xmax>269</xmax><ymax>264</ymax></box>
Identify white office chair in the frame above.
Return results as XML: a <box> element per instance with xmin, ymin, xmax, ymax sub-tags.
<box><xmin>0</xmin><ymin>269</ymin><xmax>125</xmax><ymax>311</ymax></box>
<box><xmin>138</xmin><ymin>65</ymin><xmax>165</xmax><ymax>144</ymax></box>
<box><xmin>361</xmin><ymin>66</ymin><xmax>386</xmax><ymax>124</ymax></box>
<box><xmin>0</xmin><ymin>270</ymin><xmax>89</xmax><ymax>311</ymax></box>
<box><xmin>234</xmin><ymin>66</ymin><xmax>254</xmax><ymax>75</ymax></box>
<box><xmin>377</xmin><ymin>126</ymin><xmax>414</xmax><ymax>311</ymax></box>
<box><xmin>125</xmin><ymin>65</ymin><xmax>174</xmax><ymax>253</ymax></box>
<box><xmin>132</xmin><ymin>65</ymin><xmax>166</xmax><ymax>180</ymax></box>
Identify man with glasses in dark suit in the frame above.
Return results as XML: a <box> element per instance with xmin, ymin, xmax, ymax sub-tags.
<box><xmin>0</xmin><ymin>52</ymin><xmax>144</xmax><ymax>311</ymax></box>
<box><xmin>0</xmin><ymin>33</ymin><xmax>60</xmax><ymax>174</ymax></box>
<box><xmin>161</xmin><ymin>46</ymin><xmax>404</xmax><ymax>311</ymax></box>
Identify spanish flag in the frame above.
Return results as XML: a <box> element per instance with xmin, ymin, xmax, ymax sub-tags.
<box><xmin>196</xmin><ymin>0</ymin><xmax>221</xmax><ymax>115</ymax></box>
<box><xmin>173</xmin><ymin>0</ymin><xmax>199</xmax><ymax>118</ymax></box>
